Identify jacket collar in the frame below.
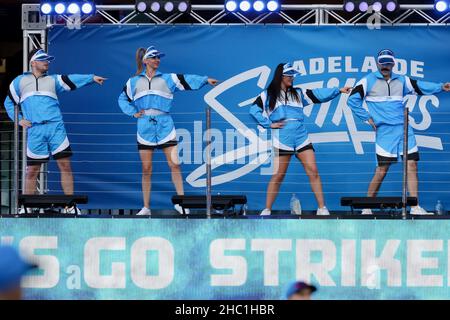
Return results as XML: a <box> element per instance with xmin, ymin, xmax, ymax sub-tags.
<box><xmin>139</xmin><ymin>69</ymin><xmax>162</xmax><ymax>78</ymax></box>
<box><xmin>374</xmin><ymin>70</ymin><xmax>399</xmax><ymax>80</ymax></box>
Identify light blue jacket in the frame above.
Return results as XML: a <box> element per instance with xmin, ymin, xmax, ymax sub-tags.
<box><xmin>250</xmin><ymin>87</ymin><xmax>341</xmax><ymax>128</ymax></box>
<box><xmin>347</xmin><ymin>70</ymin><xmax>443</xmax><ymax>126</ymax></box>
<box><xmin>4</xmin><ymin>72</ymin><xmax>94</xmax><ymax>124</ymax></box>
<box><xmin>118</xmin><ymin>70</ymin><xmax>208</xmax><ymax>116</ymax></box>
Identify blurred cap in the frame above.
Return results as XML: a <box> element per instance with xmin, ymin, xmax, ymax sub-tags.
<box><xmin>286</xmin><ymin>281</ymin><xmax>317</xmax><ymax>298</ymax></box>
<box><xmin>0</xmin><ymin>246</ymin><xmax>37</xmax><ymax>292</ymax></box>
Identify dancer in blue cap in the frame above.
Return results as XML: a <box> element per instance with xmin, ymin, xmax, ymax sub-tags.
<box><xmin>347</xmin><ymin>49</ymin><xmax>450</xmax><ymax>215</ymax></box>
<box><xmin>118</xmin><ymin>46</ymin><xmax>218</xmax><ymax>215</ymax></box>
<box><xmin>3</xmin><ymin>48</ymin><xmax>107</xmax><ymax>214</ymax></box>
<box><xmin>250</xmin><ymin>63</ymin><xmax>352</xmax><ymax>216</ymax></box>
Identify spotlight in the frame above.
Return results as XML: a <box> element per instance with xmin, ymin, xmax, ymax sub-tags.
<box><xmin>225</xmin><ymin>0</ymin><xmax>238</xmax><ymax>12</ymax></box>
<box><xmin>254</xmin><ymin>0</ymin><xmax>265</xmax><ymax>12</ymax></box>
<box><xmin>435</xmin><ymin>0</ymin><xmax>449</xmax><ymax>12</ymax></box>
<box><xmin>359</xmin><ymin>1</ymin><xmax>369</xmax><ymax>12</ymax></box>
<box><xmin>239</xmin><ymin>0</ymin><xmax>251</xmax><ymax>12</ymax></box>
<box><xmin>136</xmin><ymin>1</ymin><xmax>147</xmax><ymax>12</ymax></box>
<box><xmin>54</xmin><ymin>3</ymin><xmax>66</xmax><ymax>14</ymax></box>
<box><xmin>267</xmin><ymin>0</ymin><xmax>279</xmax><ymax>12</ymax></box>
<box><xmin>178</xmin><ymin>1</ymin><xmax>189</xmax><ymax>12</ymax></box>
<box><xmin>372</xmin><ymin>1</ymin><xmax>382</xmax><ymax>12</ymax></box>
<box><xmin>164</xmin><ymin>1</ymin><xmax>174</xmax><ymax>12</ymax></box>
<box><xmin>40</xmin><ymin>3</ymin><xmax>52</xmax><ymax>14</ymax></box>
<box><xmin>81</xmin><ymin>3</ymin><xmax>94</xmax><ymax>14</ymax></box>
<box><xmin>343</xmin><ymin>1</ymin><xmax>355</xmax><ymax>12</ymax></box>
<box><xmin>67</xmin><ymin>3</ymin><xmax>80</xmax><ymax>14</ymax></box>
<box><xmin>386</xmin><ymin>1</ymin><xmax>398</xmax><ymax>12</ymax></box>
<box><xmin>151</xmin><ymin>1</ymin><xmax>161</xmax><ymax>12</ymax></box>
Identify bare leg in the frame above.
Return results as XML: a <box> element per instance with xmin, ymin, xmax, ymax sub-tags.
<box><xmin>295</xmin><ymin>149</ymin><xmax>325</xmax><ymax>208</ymax></box>
<box><xmin>24</xmin><ymin>164</ymin><xmax>41</xmax><ymax>194</ymax></box>
<box><xmin>265</xmin><ymin>154</ymin><xmax>291</xmax><ymax>210</ymax></box>
<box><xmin>139</xmin><ymin>149</ymin><xmax>154</xmax><ymax>208</ymax></box>
<box><xmin>407</xmin><ymin>160</ymin><xmax>418</xmax><ymax>199</ymax></box>
<box><xmin>367</xmin><ymin>164</ymin><xmax>391</xmax><ymax>197</ymax></box>
<box><xmin>162</xmin><ymin>145</ymin><xmax>184</xmax><ymax>195</ymax></box>
<box><xmin>56</xmin><ymin>157</ymin><xmax>74</xmax><ymax>195</ymax></box>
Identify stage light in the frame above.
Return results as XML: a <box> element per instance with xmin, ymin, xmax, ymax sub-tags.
<box><xmin>386</xmin><ymin>1</ymin><xmax>397</xmax><ymax>12</ymax></box>
<box><xmin>344</xmin><ymin>1</ymin><xmax>355</xmax><ymax>12</ymax></box>
<box><xmin>359</xmin><ymin>1</ymin><xmax>369</xmax><ymax>12</ymax></box>
<box><xmin>435</xmin><ymin>0</ymin><xmax>448</xmax><ymax>12</ymax></box>
<box><xmin>67</xmin><ymin>3</ymin><xmax>80</xmax><ymax>14</ymax></box>
<box><xmin>40</xmin><ymin>3</ymin><xmax>52</xmax><ymax>14</ymax></box>
<box><xmin>81</xmin><ymin>3</ymin><xmax>94</xmax><ymax>14</ymax></box>
<box><xmin>267</xmin><ymin>0</ymin><xmax>279</xmax><ymax>12</ymax></box>
<box><xmin>372</xmin><ymin>1</ymin><xmax>382</xmax><ymax>12</ymax></box>
<box><xmin>136</xmin><ymin>1</ymin><xmax>147</xmax><ymax>12</ymax></box>
<box><xmin>178</xmin><ymin>1</ymin><xmax>189</xmax><ymax>12</ymax></box>
<box><xmin>225</xmin><ymin>1</ymin><xmax>237</xmax><ymax>12</ymax></box>
<box><xmin>164</xmin><ymin>1</ymin><xmax>174</xmax><ymax>12</ymax></box>
<box><xmin>239</xmin><ymin>0</ymin><xmax>251</xmax><ymax>12</ymax></box>
<box><xmin>150</xmin><ymin>1</ymin><xmax>161</xmax><ymax>12</ymax></box>
<box><xmin>54</xmin><ymin>3</ymin><xmax>66</xmax><ymax>14</ymax></box>
<box><xmin>253</xmin><ymin>0</ymin><xmax>265</xmax><ymax>12</ymax></box>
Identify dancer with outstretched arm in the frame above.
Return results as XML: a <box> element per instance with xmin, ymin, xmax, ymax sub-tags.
<box><xmin>347</xmin><ymin>49</ymin><xmax>450</xmax><ymax>215</ymax></box>
<box><xmin>3</xmin><ymin>48</ymin><xmax>107</xmax><ymax>214</ymax></box>
<box><xmin>118</xmin><ymin>46</ymin><xmax>218</xmax><ymax>215</ymax></box>
<box><xmin>250</xmin><ymin>63</ymin><xmax>352</xmax><ymax>216</ymax></box>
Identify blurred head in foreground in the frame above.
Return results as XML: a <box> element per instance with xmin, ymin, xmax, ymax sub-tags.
<box><xmin>0</xmin><ymin>246</ymin><xmax>36</xmax><ymax>300</ymax></box>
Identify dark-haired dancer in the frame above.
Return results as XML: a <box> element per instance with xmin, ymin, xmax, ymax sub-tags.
<box><xmin>250</xmin><ymin>63</ymin><xmax>352</xmax><ymax>216</ymax></box>
<box><xmin>118</xmin><ymin>46</ymin><xmax>218</xmax><ymax>215</ymax></box>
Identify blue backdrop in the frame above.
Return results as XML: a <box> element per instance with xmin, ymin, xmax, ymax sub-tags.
<box><xmin>47</xmin><ymin>25</ymin><xmax>450</xmax><ymax>210</ymax></box>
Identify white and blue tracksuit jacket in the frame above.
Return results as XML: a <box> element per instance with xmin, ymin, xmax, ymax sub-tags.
<box><xmin>347</xmin><ymin>70</ymin><xmax>443</xmax><ymax>158</ymax></box>
<box><xmin>250</xmin><ymin>87</ymin><xmax>341</xmax><ymax>152</ymax></box>
<box><xmin>3</xmin><ymin>72</ymin><xmax>95</xmax><ymax>160</ymax></box>
<box><xmin>118</xmin><ymin>70</ymin><xmax>208</xmax><ymax>146</ymax></box>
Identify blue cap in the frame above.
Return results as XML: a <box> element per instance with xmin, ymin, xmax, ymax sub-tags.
<box><xmin>282</xmin><ymin>63</ymin><xmax>299</xmax><ymax>77</ymax></box>
<box><xmin>286</xmin><ymin>281</ymin><xmax>317</xmax><ymax>298</ymax></box>
<box><xmin>0</xmin><ymin>246</ymin><xmax>37</xmax><ymax>291</ymax></box>
<box><xmin>143</xmin><ymin>46</ymin><xmax>166</xmax><ymax>60</ymax></box>
<box><xmin>377</xmin><ymin>49</ymin><xmax>395</xmax><ymax>65</ymax></box>
<box><xmin>30</xmin><ymin>49</ymin><xmax>55</xmax><ymax>63</ymax></box>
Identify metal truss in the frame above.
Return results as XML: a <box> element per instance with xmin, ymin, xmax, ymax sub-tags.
<box><xmin>22</xmin><ymin>4</ymin><xmax>450</xmax><ymax>29</ymax></box>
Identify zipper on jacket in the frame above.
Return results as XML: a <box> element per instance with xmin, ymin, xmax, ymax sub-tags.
<box><xmin>385</xmin><ymin>79</ymin><xmax>391</xmax><ymax>96</ymax></box>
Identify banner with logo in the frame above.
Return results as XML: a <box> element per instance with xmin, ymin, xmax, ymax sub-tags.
<box><xmin>47</xmin><ymin>25</ymin><xmax>450</xmax><ymax>210</ymax></box>
<box><xmin>1</xmin><ymin>219</ymin><xmax>449</xmax><ymax>299</ymax></box>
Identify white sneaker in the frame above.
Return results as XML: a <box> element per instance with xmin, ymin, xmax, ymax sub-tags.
<box><xmin>361</xmin><ymin>208</ymin><xmax>373</xmax><ymax>215</ymax></box>
<box><xmin>174</xmin><ymin>204</ymin><xmax>189</xmax><ymax>215</ymax></box>
<box><xmin>18</xmin><ymin>207</ymin><xmax>32</xmax><ymax>214</ymax></box>
<box><xmin>137</xmin><ymin>207</ymin><xmax>151</xmax><ymax>216</ymax></box>
<box><xmin>260</xmin><ymin>208</ymin><xmax>271</xmax><ymax>216</ymax></box>
<box><xmin>410</xmin><ymin>206</ymin><xmax>433</xmax><ymax>215</ymax></box>
<box><xmin>317</xmin><ymin>207</ymin><xmax>330</xmax><ymax>216</ymax></box>
<box><xmin>64</xmin><ymin>206</ymin><xmax>81</xmax><ymax>215</ymax></box>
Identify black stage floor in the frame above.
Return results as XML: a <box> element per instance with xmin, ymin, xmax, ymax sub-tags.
<box><xmin>1</xmin><ymin>211</ymin><xmax>449</xmax><ymax>219</ymax></box>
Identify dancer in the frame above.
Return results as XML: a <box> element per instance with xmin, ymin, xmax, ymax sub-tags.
<box><xmin>118</xmin><ymin>46</ymin><xmax>218</xmax><ymax>215</ymax></box>
<box><xmin>3</xmin><ymin>48</ymin><xmax>107</xmax><ymax>214</ymax></box>
<box><xmin>347</xmin><ymin>49</ymin><xmax>450</xmax><ymax>215</ymax></box>
<box><xmin>250</xmin><ymin>63</ymin><xmax>352</xmax><ymax>216</ymax></box>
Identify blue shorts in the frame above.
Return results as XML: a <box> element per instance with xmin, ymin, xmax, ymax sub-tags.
<box><xmin>272</xmin><ymin>120</ymin><xmax>313</xmax><ymax>155</ymax></box>
<box><xmin>136</xmin><ymin>114</ymin><xmax>178</xmax><ymax>150</ymax></box>
<box><xmin>375</xmin><ymin>124</ymin><xmax>419</xmax><ymax>166</ymax></box>
<box><xmin>26</xmin><ymin>121</ymin><xmax>72</xmax><ymax>166</ymax></box>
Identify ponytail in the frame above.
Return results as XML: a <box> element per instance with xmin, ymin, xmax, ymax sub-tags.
<box><xmin>135</xmin><ymin>47</ymin><xmax>146</xmax><ymax>75</ymax></box>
